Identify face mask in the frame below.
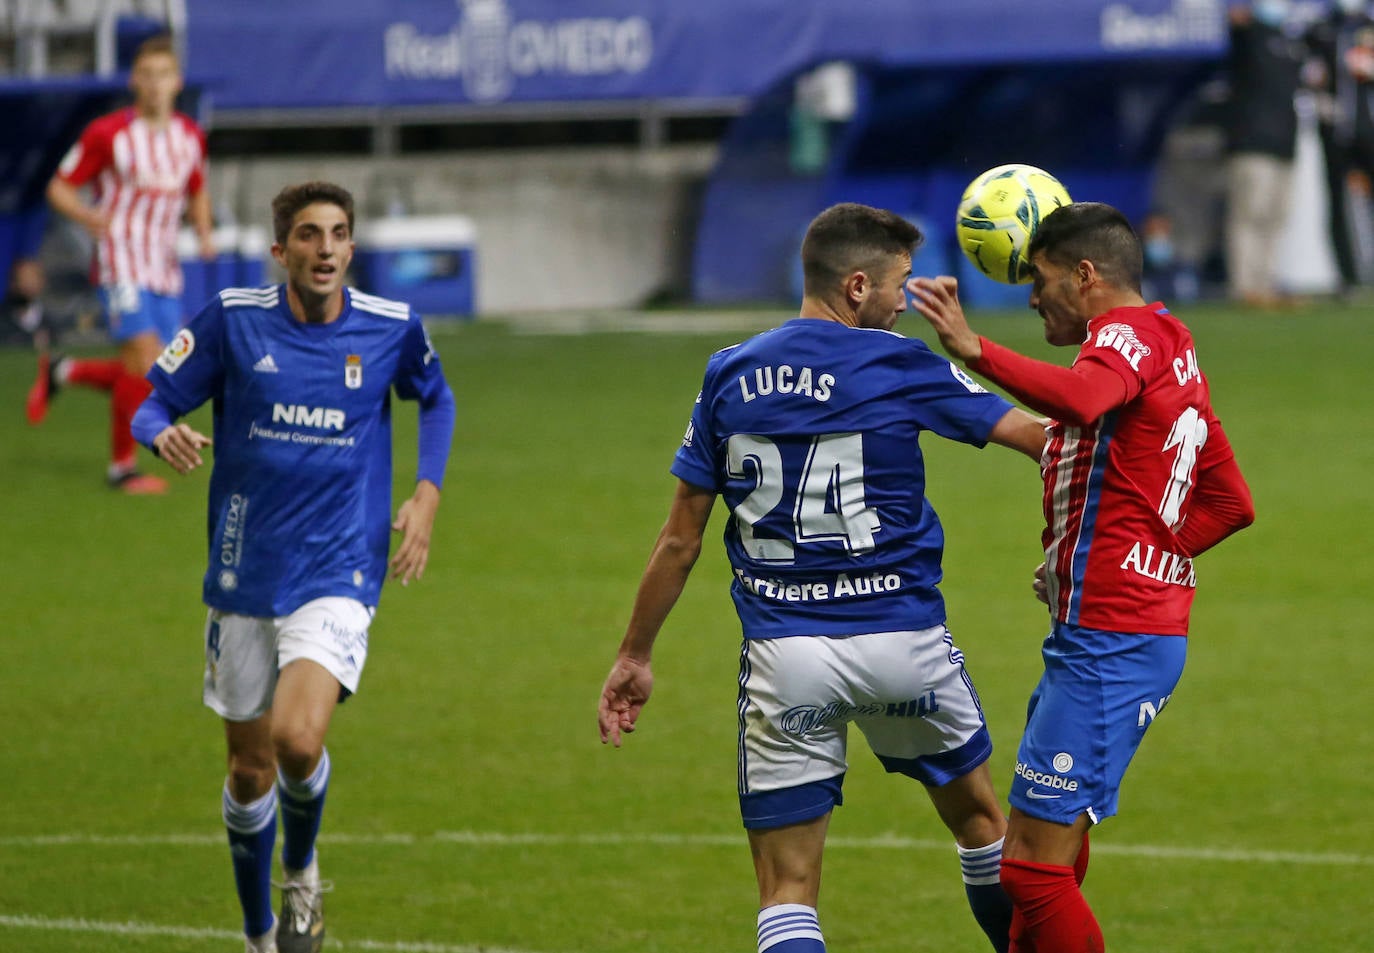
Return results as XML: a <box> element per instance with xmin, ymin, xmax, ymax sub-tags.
<box><xmin>1254</xmin><ymin>0</ymin><xmax>1288</xmax><ymax>25</ymax></box>
<box><xmin>1144</xmin><ymin>237</ymin><xmax>1175</xmax><ymax>269</ymax></box>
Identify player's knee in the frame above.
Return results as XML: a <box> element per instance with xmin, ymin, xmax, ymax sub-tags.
<box><xmin>271</xmin><ymin>723</ymin><xmax>324</xmax><ymax>778</ymax></box>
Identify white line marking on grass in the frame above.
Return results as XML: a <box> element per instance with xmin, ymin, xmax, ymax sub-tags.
<box><xmin>1</xmin><ymin>829</ymin><xmax>1369</xmax><ymax>867</ymax></box>
<box><xmin>0</xmin><ymin>914</ymin><xmax>548</xmax><ymax>953</ymax></box>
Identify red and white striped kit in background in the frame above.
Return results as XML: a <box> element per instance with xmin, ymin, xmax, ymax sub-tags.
<box><xmin>56</xmin><ymin>106</ymin><xmax>208</xmax><ymax>297</ymax></box>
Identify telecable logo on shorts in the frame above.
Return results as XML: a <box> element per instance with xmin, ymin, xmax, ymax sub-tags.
<box><xmin>1014</xmin><ymin>760</ymin><xmax>1079</xmax><ymax>792</ymax></box>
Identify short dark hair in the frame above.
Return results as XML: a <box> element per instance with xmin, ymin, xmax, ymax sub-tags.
<box><xmin>1026</xmin><ymin>202</ymin><xmax>1142</xmax><ymax>292</ymax></box>
<box><xmin>132</xmin><ymin>34</ymin><xmax>178</xmax><ymax>66</ymax></box>
<box><xmin>801</xmin><ymin>203</ymin><xmax>923</xmax><ymax>299</ymax></box>
<box><xmin>271</xmin><ymin>181</ymin><xmax>356</xmax><ymax>245</ymax></box>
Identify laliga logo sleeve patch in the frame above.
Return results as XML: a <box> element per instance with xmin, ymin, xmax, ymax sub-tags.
<box><xmin>156</xmin><ymin>328</ymin><xmax>196</xmax><ymax>373</ymax></box>
<box><xmin>949</xmin><ymin>362</ymin><xmax>989</xmax><ymax>394</ymax></box>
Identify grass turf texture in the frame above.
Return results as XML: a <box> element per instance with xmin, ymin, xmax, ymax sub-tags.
<box><xmin>0</xmin><ymin>301</ymin><xmax>1368</xmax><ymax>952</ymax></box>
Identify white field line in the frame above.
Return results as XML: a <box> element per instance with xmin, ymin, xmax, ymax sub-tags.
<box><xmin>0</xmin><ymin>828</ymin><xmax>1369</xmax><ymax>867</ymax></box>
<box><xmin>0</xmin><ymin>913</ymin><xmax>544</xmax><ymax>953</ymax></box>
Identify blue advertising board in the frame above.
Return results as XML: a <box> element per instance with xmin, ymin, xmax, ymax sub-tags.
<box><xmin>187</xmin><ymin>0</ymin><xmax>1226</xmax><ymax>110</ymax></box>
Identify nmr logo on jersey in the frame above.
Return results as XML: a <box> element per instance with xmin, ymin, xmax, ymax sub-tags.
<box><xmin>272</xmin><ymin>404</ymin><xmax>346</xmax><ymax>430</ymax></box>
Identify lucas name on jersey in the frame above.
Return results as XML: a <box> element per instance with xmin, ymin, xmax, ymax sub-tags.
<box><xmin>737</xmin><ymin>363</ymin><xmax>835</xmax><ymax>403</ymax></box>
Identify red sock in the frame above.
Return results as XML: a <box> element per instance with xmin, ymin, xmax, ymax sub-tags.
<box><xmin>1001</xmin><ymin>858</ymin><xmax>1103</xmax><ymax>953</ymax></box>
<box><xmin>111</xmin><ymin>371</ymin><xmax>152</xmax><ymax>467</ymax></box>
<box><xmin>1009</xmin><ymin>907</ymin><xmax>1036</xmax><ymax>953</ymax></box>
<box><xmin>64</xmin><ymin>357</ymin><xmax>124</xmax><ymax>391</ymax></box>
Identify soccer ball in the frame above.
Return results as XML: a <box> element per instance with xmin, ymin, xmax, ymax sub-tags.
<box><xmin>955</xmin><ymin>164</ymin><xmax>1071</xmax><ymax>284</ymax></box>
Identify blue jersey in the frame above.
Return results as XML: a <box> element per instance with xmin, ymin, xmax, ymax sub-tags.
<box><xmin>146</xmin><ymin>284</ymin><xmax>451</xmax><ymax>616</ymax></box>
<box><xmin>672</xmin><ymin>319</ymin><xmax>1013</xmax><ymax>639</ymax></box>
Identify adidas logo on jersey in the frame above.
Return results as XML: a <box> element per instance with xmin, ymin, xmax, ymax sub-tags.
<box><xmin>253</xmin><ymin>354</ymin><xmax>279</xmax><ymax>373</ymax></box>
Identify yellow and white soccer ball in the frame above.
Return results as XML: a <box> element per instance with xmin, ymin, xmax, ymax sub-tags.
<box><xmin>955</xmin><ymin>163</ymin><xmax>1071</xmax><ymax>285</ymax></box>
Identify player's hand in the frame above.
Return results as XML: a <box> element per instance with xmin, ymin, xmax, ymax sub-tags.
<box><xmin>198</xmin><ymin>232</ymin><xmax>217</xmax><ymax>261</ymax></box>
<box><xmin>153</xmin><ymin>423</ymin><xmax>212</xmax><ymax>474</ymax></box>
<box><xmin>1032</xmin><ymin>561</ymin><xmax>1049</xmax><ymax>605</ymax></box>
<box><xmin>390</xmin><ymin>480</ymin><xmax>440</xmax><ymax>586</ymax></box>
<box><xmin>599</xmin><ymin>655</ymin><xmax>653</xmax><ymax>747</ymax></box>
<box><xmin>907</xmin><ymin>276</ymin><xmax>984</xmax><ymax>362</ymax></box>
<box><xmin>83</xmin><ymin>209</ymin><xmax>111</xmax><ymax>240</ymax></box>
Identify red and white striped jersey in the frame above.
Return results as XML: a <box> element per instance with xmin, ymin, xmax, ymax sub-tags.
<box><xmin>1038</xmin><ymin>304</ymin><xmax>1235</xmax><ymax>636</ymax></box>
<box><xmin>56</xmin><ymin>107</ymin><xmax>207</xmax><ymax>296</ymax></box>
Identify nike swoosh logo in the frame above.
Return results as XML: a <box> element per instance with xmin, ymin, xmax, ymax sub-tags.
<box><xmin>1026</xmin><ymin>789</ymin><xmax>1062</xmax><ymax>800</ymax></box>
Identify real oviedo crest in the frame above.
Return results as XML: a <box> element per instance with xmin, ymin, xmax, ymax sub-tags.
<box><xmin>345</xmin><ymin>354</ymin><xmax>362</xmax><ymax>389</ymax></box>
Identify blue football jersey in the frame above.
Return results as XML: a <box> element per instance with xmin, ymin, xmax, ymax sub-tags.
<box><xmin>672</xmin><ymin>319</ymin><xmax>1014</xmax><ymax>639</ymax></box>
<box><xmin>147</xmin><ymin>284</ymin><xmax>450</xmax><ymax>616</ymax></box>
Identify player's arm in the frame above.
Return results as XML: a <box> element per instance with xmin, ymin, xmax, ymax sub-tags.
<box><xmin>599</xmin><ymin>479</ymin><xmax>715</xmax><ymax>747</ymax></box>
<box><xmin>187</xmin><ymin>187</ymin><xmax>215</xmax><ymax>260</ymax></box>
<box><xmin>134</xmin><ymin>391</ymin><xmax>212</xmax><ymax>475</ymax></box>
<box><xmin>1174</xmin><ymin>421</ymin><xmax>1255</xmax><ymax>556</ymax></box>
<box><xmin>46</xmin><ymin>175</ymin><xmax>107</xmax><ymax>240</ymax></box>
<box><xmin>986</xmin><ymin>406</ymin><xmax>1049</xmax><ymax>461</ymax></box>
<box><xmin>389</xmin><ymin>372</ymin><xmax>456</xmax><ymax>586</ymax></box>
<box><xmin>47</xmin><ymin>126</ymin><xmax>110</xmax><ymax>239</ymax></box>
<box><xmin>909</xmin><ymin>274</ymin><xmax>1133</xmax><ymax>425</ymax></box>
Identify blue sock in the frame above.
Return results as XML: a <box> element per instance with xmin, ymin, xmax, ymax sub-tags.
<box><xmin>757</xmin><ymin>903</ymin><xmax>825</xmax><ymax>953</ymax></box>
<box><xmin>959</xmin><ymin>836</ymin><xmax>1012</xmax><ymax>953</ymax></box>
<box><xmin>278</xmin><ymin>747</ymin><xmax>330</xmax><ymax>872</ymax></box>
<box><xmin>222</xmin><ymin>783</ymin><xmax>277</xmax><ymax>938</ymax></box>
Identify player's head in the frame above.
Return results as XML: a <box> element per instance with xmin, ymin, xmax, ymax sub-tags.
<box><xmin>1026</xmin><ymin>202</ymin><xmax>1144</xmax><ymax>346</ymax></box>
<box><xmin>272</xmin><ymin>181</ymin><xmax>355</xmax><ymax>245</ymax></box>
<box><xmin>271</xmin><ymin>182</ymin><xmax>356</xmax><ymax>310</ymax></box>
<box><xmin>129</xmin><ymin>34</ymin><xmax>182</xmax><ymax>118</ymax></box>
<box><xmin>801</xmin><ymin>203</ymin><xmax>923</xmax><ymax>331</ymax></box>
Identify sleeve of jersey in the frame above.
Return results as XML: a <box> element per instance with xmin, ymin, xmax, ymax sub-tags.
<box><xmin>669</xmin><ymin>366</ymin><xmax>719</xmax><ymax>492</ymax></box>
<box><xmin>969</xmin><ymin>337</ymin><xmax>1136</xmax><ymax>425</ymax></box>
<box><xmin>904</xmin><ymin>342</ymin><xmax>1014</xmax><ymax>447</ymax></box>
<box><xmin>131</xmin><ymin>391</ymin><xmax>176</xmax><ymax>452</ymax></box>
<box><xmin>144</xmin><ymin>301</ymin><xmax>225</xmax><ymax>418</ymax></box>
<box><xmin>1174</xmin><ymin>419</ymin><xmax>1256</xmax><ymax>556</ymax></box>
<box><xmin>55</xmin><ymin>123</ymin><xmax>110</xmax><ymax>187</ymax></box>
<box><xmin>394</xmin><ymin>315</ymin><xmax>455</xmax><ymax>488</ymax></box>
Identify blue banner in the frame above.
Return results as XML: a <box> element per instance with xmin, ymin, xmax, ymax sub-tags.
<box><xmin>187</xmin><ymin>0</ymin><xmax>1227</xmax><ymax>110</ymax></box>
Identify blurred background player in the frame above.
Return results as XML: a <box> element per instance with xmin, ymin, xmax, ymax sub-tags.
<box><xmin>912</xmin><ymin>203</ymin><xmax>1255</xmax><ymax>953</ymax></box>
<box><xmin>133</xmin><ymin>181</ymin><xmax>456</xmax><ymax>953</ymax></box>
<box><xmin>599</xmin><ymin>203</ymin><xmax>1048</xmax><ymax>953</ymax></box>
<box><xmin>26</xmin><ymin>33</ymin><xmax>214</xmax><ymax>495</ymax></box>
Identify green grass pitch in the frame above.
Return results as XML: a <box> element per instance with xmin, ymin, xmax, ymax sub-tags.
<box><xmin>0</xmin><ymin>300</ymin><xmax>1369</xmax><ymax>952</ymax></box>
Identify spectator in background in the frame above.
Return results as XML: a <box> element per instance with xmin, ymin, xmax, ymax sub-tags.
<box><xmin>26</xmin><ymin>33</ymin><xmax>214</xmax><ymax>494</ymax></box>
<box><xmin>1140</xmin><ymin>210</ymin><xmax>1200</xmax><ymax>304</ymax></box>
<box><xmin>1</xmin><ymin>204</ymin><xmax>48</xmax><ymax>346</ymax></box>
<box><xmin>1223</xmin><ymin>1</ymin><xmax>1306</xmax><ymax>308</ymax></box>
<box><xmin>1305</xmin><ymin>0</ymin><xmax>1374</xmax><ymax>296</ymax></box>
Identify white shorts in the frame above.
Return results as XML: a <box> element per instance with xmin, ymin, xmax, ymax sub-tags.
<box><xmin>737</xmin><ymin>626</ymin><xmax>991</xmax><ymax>828</ymax></box>
<box><xmin>203</xmin><ymin>597</ymin><xmax>373</xmax><ymax>722</ymax></box>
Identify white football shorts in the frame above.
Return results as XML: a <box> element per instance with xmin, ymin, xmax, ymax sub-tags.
<box><xmin>202</xmin><ymin>596</ymin><xmax>374</xmax><ymax>722</ymax></box>
<box><xmin>738</xmin><ymin>625</ymin><xmax>991</xmax><ymax>797</ymax></box>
